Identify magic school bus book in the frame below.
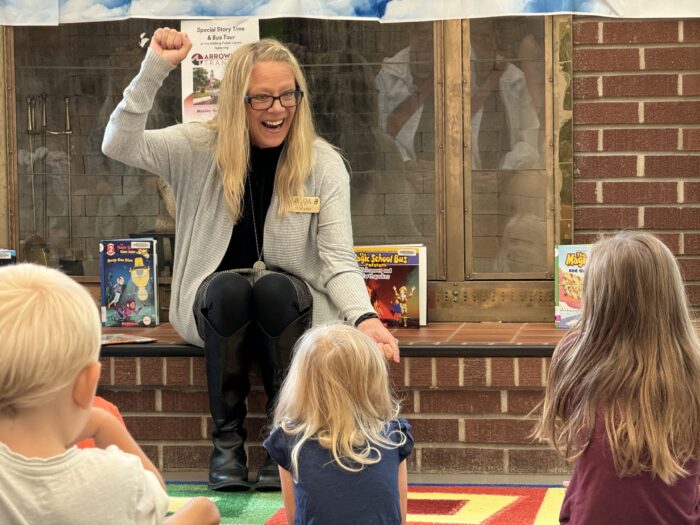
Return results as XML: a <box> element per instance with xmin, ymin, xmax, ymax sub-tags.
<box><xmin>354</xmin><ymin>245</ymin><xmax>427</xmax><ymax>328</ymax></box>
<box><xmin>555</xmin><ymin>244</ymin><xmax>591</xmax><ymax>329</ymax></box>
<box><xmin>99</xmin><ymin>238</ymin><xmax>159</xmax><ymax>328</ymax></box>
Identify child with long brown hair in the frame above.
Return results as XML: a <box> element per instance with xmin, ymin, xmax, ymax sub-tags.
<box><xmin>264</xmin><ymin>323</ymin><xmax>413</xmax><ymax>524</ymax></box>
<box><xmin>536</xmin><ymin>231</ymin><xmax>700</xmax><ymax>524</ymax></box>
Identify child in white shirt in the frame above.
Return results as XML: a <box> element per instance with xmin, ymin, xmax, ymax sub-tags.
<box><xmin>0</xmin><ymin>263</ymin><xmax>220</xmax><ymax>525</ymax></box>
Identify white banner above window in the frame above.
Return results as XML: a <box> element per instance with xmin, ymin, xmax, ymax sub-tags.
<box><xmin>1</xmin><ymin>0</ymin><xmax>698</xmax><ymax>25</ymax></box>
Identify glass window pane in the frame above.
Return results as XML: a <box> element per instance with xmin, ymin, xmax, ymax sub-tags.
<box><xmin>262</xmin><ymin>20</ymin><xmax>437</xmax><ymax>279</ymax></box>
<box><xmin>14</xmin><ymin>20</ymin><xmax>182</xmax><ymax>276</ymax></box>
<box><xmin>14</xmin><ymin>19</ymin><xmax>437</xmax><ymax>280</ymax></box>
<box><xmin>469</xmin><ymin>17</ymin><xmax>548</xmax><ymax>274</ymax></box>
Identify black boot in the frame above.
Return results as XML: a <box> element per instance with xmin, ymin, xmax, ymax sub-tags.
<box><xmin>255</xmin><ymin>452</ymin><xmax>281</xmax><ymax>491</ymax></box>
<box><xmin>203</xmin><ymin>318</ymin><xmax>252</xmax><ymax>491</ymax></box>
<box><xmin>254</xmin><ymin>310</ymin><xmax>312</xmax><ymax>490</ymax></box>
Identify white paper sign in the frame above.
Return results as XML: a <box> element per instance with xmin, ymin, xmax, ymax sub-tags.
<box><xmin>180</xmin><ymin>18</ymin><xmax>260</xmax><ymax>123</ymax></box>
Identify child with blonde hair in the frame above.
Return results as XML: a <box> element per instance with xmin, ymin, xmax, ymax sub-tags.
<box><xmin>536</xmin><ymin>231</ymin><xmax>700</xmax><ymax>524</ymax></box>
<box><xmin>0</xmin><ymin>264</ymin><xmax>220</xmax><ymax>525</ymax></box>
<box><xmin>263</xmin><ymin>323</ymin><xmax>413</xmax><ymax>524</ymax></box>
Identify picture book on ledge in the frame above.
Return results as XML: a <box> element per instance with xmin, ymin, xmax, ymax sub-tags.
<box><xmin>354</xmin><ymin>244</ymin><xmax>427</xmax><ymax>328</ymax></box>
<box><xmin>101</xmin><ymin>333</ymin><xmax>157</xmax><ymax>346</ymax></box>
<box><xmin>99</xmin><ymin>238</ymin><xmax>159</xmax><ymax>328</ymax></box>
<box><xmin>0</xmin><ymin>249</ymin><xmax>16</xmax><ymax>266</ymax></box>
<box><xmin>555</xmin><ymin>244</ymin><xmax>591</xmax><ymax>329</ymax></box>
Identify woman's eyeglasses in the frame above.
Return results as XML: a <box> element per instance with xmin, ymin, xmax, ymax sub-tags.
<box><xmin>244</xmin><ymin>90</ymin><xmax>304</xmax><ymax>110</ymax></box>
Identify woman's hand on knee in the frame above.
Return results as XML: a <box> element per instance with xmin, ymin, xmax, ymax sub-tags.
<box><xmin>357</xmin><ymin>317</ymin><xmax>400</xmax><ymax>363</ymax></box>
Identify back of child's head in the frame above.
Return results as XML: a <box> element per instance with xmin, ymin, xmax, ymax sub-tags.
<box><xmin>581</xmin><ymin>230</ymin><xmax>695</xmax><ymax>345</ymax></box>
<box><xmin>0</xmin><ymin>263</ymin><xmax>101</xmax><ymax>416</ymax></box>
<box><xmin>539</xmin><ymin>231</ymin><xmax>700</xmax><ymax>484</ymax></box>
<box><xmin>273</xmin><ymin>323</ymin><xmax>402</xmax><ymax>474</ymax></box>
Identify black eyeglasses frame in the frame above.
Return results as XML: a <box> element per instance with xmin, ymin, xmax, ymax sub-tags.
<box><xmin>243</xmin><ymin>89</ymin><xmax>304</xmax><ymax>110</ymax></box>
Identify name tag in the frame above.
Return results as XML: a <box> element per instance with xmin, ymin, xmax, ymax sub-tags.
<box><xmin>289</xmin><ymin>196</ymin><xmax>320</xmax><ymax>213</ymax></box>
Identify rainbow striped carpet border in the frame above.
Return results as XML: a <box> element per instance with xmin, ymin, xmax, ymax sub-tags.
<box><xmin>167</xmin><ymin>482</ymin><xmax>565</xmax><ymax>525</ymax></box>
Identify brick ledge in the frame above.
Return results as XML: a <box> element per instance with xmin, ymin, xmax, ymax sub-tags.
<box><xmin>101</xmin><ymin>322</ymin><xmax>566</xmax><ymax>358</ymax></box>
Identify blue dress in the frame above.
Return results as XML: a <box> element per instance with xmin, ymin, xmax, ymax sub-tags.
<box><xmin>263</xmin><ymin>418</ymin><xmax>414</xmax><ymax>525</ymax></box>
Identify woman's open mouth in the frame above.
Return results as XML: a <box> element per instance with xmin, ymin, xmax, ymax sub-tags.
<box><xmin>262</xmin><ymin>119</ymin><xmax>284</xmax><ymax>130</ymax></box>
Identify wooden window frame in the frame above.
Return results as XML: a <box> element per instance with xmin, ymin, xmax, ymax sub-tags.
<box><xmin>430</xmin><ymin>17</ymin><xmax>572</xmax><ymax>321</ymax></box>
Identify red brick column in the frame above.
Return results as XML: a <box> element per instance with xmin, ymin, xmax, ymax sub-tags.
<box><xmin>572</xmin><ymin>18</ymin><xmax>700</xmax><ymax>311</ymax></box>
<box><xmin>385</xmin><ymin>357</ymin><xmax>568</xmax><ymax>475</ymax></box>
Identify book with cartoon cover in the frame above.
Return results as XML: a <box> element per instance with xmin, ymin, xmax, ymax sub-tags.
<box><xmin>555</xmin><ymin>244</ymin><xmax>591</xmax><ymax>328</ymax></box>
<box><xmin>101</xmin><ymin>333</ymin><xmax>157</xmax><ymax>346</ymax></box>
<box><xmin>0</xmin><ymin>249</ymin><xmax>16</xmax><ymax>266</ymax></box>
<box><xmin>354</xmin><ymin>244</ymin><xmax>427</xmax><ymax>328</ymax></box>
<box><xmin>99</xmin><ymin>238</ymin><xmax>159</xmax><ymax>328</ymax></box>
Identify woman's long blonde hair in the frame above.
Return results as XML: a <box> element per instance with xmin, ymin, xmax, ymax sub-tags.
<box><xmin>273</xmin><ymin>323</ymin><xmax>405</xmax><ymax>480</ymax></box>
<box><xmin>536</xmin><ymin>231</ymin><xmax>700</xmax><ymax>484</ymax></box>
<box><xmin>205</xmin><ymin>38</ymin><xmax>317</xmax><ymax>222</ymax></box>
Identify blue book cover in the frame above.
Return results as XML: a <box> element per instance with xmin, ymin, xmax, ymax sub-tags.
<box><xmin>99</xmin><ymin>238</ymin><xmax>158</xmax><ymax>327</ymax></box>
<box><xmin>0</xmin><ymin>249</ymin><xmax>16</xmax><ymax>266</ymax></box>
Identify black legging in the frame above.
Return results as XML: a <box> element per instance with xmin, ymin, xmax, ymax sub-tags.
<box><xmin>200</xmin><ymin>271</ymin><xmax>311</xmax><ymax>339</ymax></box>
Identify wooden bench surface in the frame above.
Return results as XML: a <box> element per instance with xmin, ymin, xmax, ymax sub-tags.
<box><xmin>102</xmin><ymin>322</ymin><xmax>568</xmax><ymax>358</ymax></box>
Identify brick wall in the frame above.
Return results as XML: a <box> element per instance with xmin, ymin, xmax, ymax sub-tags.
<box><xmin>571</xmin><ymin>18</ymin><xmax>700</xmax><ymax>312</ymax></box>
<box><xmin>94</xmin><ymin>17</ymin><xmax>700</xmax><ymax>476</ymax></box>
<box><xmin>387</xmin><ymin>356</ymin><xmax>568</xmax><ymax>474</ymax></box>
<box><xmin>99</xmin><ymin>356</ymin><xmax>218</xmax><ymax>472</ymax></box>
<box><xmin>97</xmin><ymin>354</ymin><xmax>569</xmax><ymax>475</ymax></box>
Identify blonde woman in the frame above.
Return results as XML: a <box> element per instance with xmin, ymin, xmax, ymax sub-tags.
<box><xmin>264</xmin><ymin>323</ymin><xmax>413</xmax><ymax>524</ymax></box>
<box><xmin>102</xmin><ymin>28</ymin><xmax>399</xmax><ymax>492</ymax></box>
<box><xmin>535</xmin><ymin>231</ymin><xmax>700</xmax><ymax>524</ymax></box>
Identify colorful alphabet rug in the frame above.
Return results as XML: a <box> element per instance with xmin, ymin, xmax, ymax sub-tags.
<box><xmin>167</xmin><ymin>483</ymin><xmax>565</xmax><ymax>525</ymax></box>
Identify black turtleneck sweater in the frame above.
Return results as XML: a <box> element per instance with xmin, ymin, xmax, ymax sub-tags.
<box><xmin>216</xmin><ymin>143</ymin><xmax>283</xmax><ymax>271</ymax></box>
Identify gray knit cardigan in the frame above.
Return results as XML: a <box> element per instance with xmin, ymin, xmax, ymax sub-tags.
<box><xmin>102</xmin><ymin>49</ymin><xmax>373</xmax><ymax>346</ymax></box>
